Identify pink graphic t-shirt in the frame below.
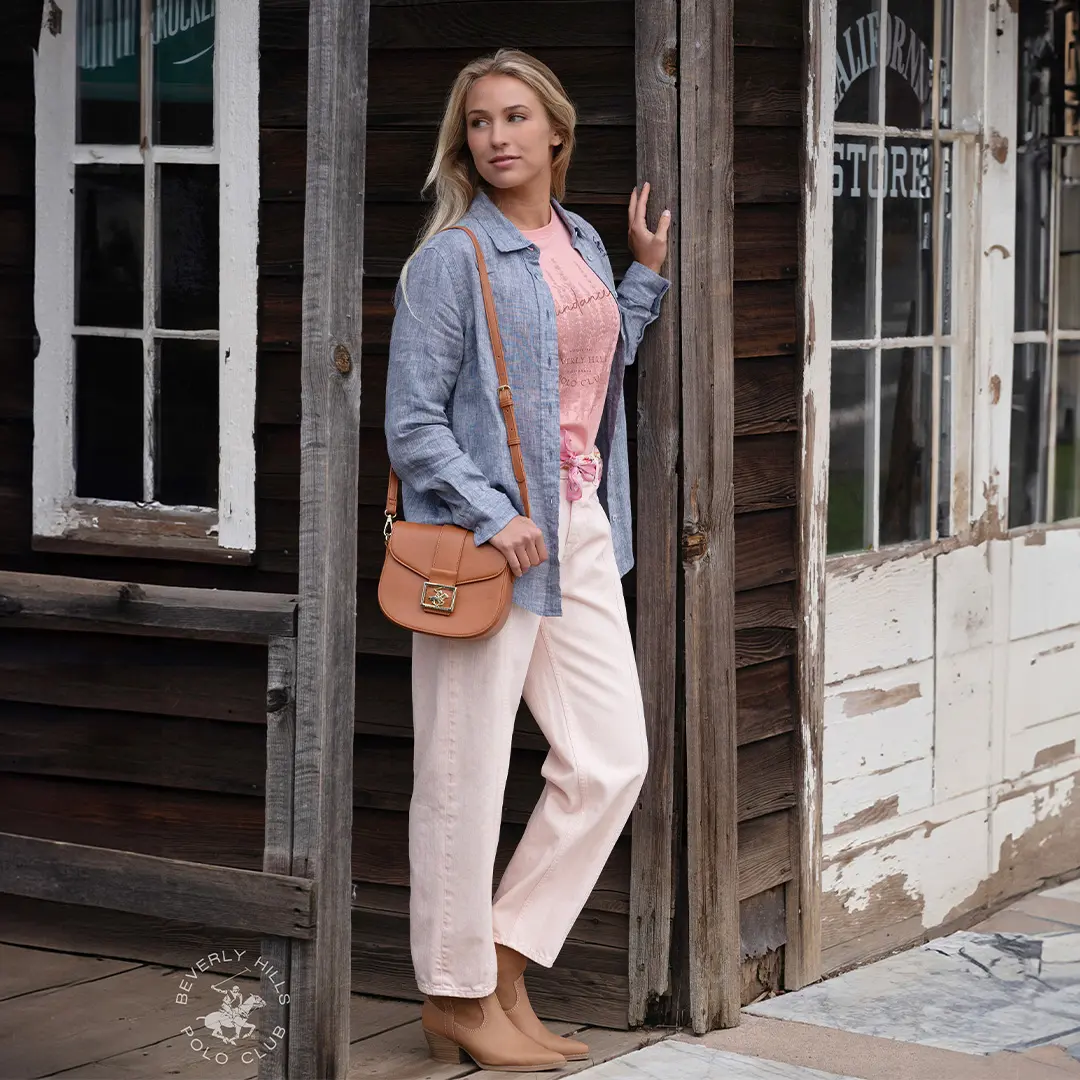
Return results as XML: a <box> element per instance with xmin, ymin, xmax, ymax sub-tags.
<box><xmin>520</xmin><ymin>214</ymin><xmax>621</xmax><ymax>470</ymax></box>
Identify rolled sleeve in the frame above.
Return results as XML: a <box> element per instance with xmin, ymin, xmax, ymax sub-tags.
<box><xmin>617</xmin><ymin>261</ymin><xmax>671</xmax><ymax>363</ymax></box>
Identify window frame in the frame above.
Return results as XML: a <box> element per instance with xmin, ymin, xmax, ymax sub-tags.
<box><xmin>32</xmin><ymin>0</ymin><xmax>258</xmax><ymax>561</ymax></box>
<box><xmin>818</xmin><ymin>0</ymin><xmax>1025</xmax><ymax>565</ymax></box>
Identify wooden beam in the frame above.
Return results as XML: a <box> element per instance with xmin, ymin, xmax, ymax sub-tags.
<box><xmin>261</xmin><ymin>636</ymin><xmax>298</xmax><ymax>1080</ymax></box>
<box><xmin>786</xmin><ymin>0</ymin><xmax>833</xmax><ymax>992</ymax></box>
<box><xmin>0</xmin><ymin>570</ymin><xmax>296</xmax><ymax>643</ymax></box>
<box><xmin>680</xmin><ymin>0</ymin><xmax>742</xmax><ymax>1034</ymax></box>
<box><xmin>0</xmin><ymin>832</ymin><xmax>314</xmax><ymax>937</ymax></box>
<box><xmin>628</xmin><ymin>0</ymin><xmax>681</xmax><ymax>1029</ymax></box>
<box><xmin>290</xmin><ymin>0</ymin><xmax>369</xmax><ymax>1075</ymax></box>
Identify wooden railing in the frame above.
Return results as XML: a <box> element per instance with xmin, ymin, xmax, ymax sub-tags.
<box><xmin>0</xmin><ymin>570</ymin><xmax>311</xmax><ymax>1080</ymax></box>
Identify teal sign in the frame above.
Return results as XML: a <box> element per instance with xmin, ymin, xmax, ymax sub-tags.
<box><xmin>78</xmin><ymin>0</ymin><xmax>214</xmax><ymax>102</ymax></box>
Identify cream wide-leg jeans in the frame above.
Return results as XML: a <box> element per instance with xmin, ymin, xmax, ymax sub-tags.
<box><xmin>408</xmin><ymin>468</ymin><xmax>649</xmax><ymax>997</ymax></box>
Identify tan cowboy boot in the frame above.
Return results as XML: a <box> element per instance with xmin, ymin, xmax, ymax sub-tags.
<box><xmin>421</xmin><ymin>992</ymin><xmax>567</xmax><ymax>1072</ymax></box>
<box><xmin>495</xmin><ymin>945</ymin><xmax>590</xmax><ymax>1062</ymax></box>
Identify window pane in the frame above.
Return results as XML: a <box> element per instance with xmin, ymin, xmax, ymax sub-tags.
<box><xmin>75</xmin><ymin>336</ymin><xmax>143</xmax><ymax>501</ymax></box>
<box><xmin>882</xmin><ymin>139</ymin><xmax>935</xmax><ymax>338</ymax></box>
<box><xmin>1009</xmin><ymin>342</ymin><xmax>1051</xmax><ymax>527</ymax></box>
<box><xmin>76</xmin><ymin>166</ymin><xmax>144</xmax><ymax>329</ymax></box>
<box><xmin>835</xmin><ymin>0</ymin><xmax>883</xmax><ymax>124</ymax></box>
<box><xmin>938</xmin><ymin>347</ymin><xmax>952</xmax><ymax>537</ymax></box>
<box><xmin>159</xmin><ymin>166</ymin><xmax>219</xmax><ymax>329</ymax></box>
<box><xmin>880</xmin><ymin>346</ymin><xmax>933</xmax><ymax>544</ymax></box>
<box><xmin>1014</xmin><ymin>5</ymin><xmax>1056</xmax><ymax>332</ymax></box>
<box><xmin>884</xmin><ymin>3</ymin><xmax>936</xmax><ymax>130</ymax></box>
<box><xmin>941</xmin><ymin>143</ymin><xmax>953</xmax><ymax>333</ymax></box>
<box><xmin>77</xmin><ymin>0</ymin><xmax>141</xmax><ymax>145</ymax></box>
<box><xmin>828</xmin><ymin>348</ymin><xmax>873</xmax><ymax>554</ymax></box>
<box><xmin>1058</xmin><ymin>145</ymin><xmax>1080</xmax><ymax>331</ymax></box>
<box><xmin>154</xmin><ymin>2</ymin><xmax>215</xmax><ymax>146</ymax></box>
<box><xmin>157</xmin><ymin>339</ymin><xmax>218</xmax><ymax>507</ymax></box>
<box><xmin>939</xmin><ymin>0</ymin><xmax>954</xmax><ymax>129</ymax></box>
<box><xmin>833</xmin><ymin>136</ymin><xmax>877</xmax><ymax>340</ymax></box>
<box><xmin>1055</xmin><ymin>343</ymin><xmax>1080</xmax><ymax>522</ymax></box>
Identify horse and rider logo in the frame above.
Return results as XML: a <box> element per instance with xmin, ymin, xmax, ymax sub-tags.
<box><xmin>196</xmin><ymin>982</ymin><xmax>266</xmax><ymax>1044</ymax></box>
<box><xmin>176</xmin><ymin>948</ymin><xmax>290</xmax><ymax>1067</ymax></box>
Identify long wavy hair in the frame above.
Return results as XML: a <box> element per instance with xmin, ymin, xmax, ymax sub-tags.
<box><xmin>401</xmin><ymin>49</ymin><xmax>577</xmax><ymax>289</ymax></box>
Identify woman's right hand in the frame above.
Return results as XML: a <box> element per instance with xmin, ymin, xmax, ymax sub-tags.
<box><xmin>489</xmin><ymin>516</ymin><xmax>548</xmax><ymax>578</ymax></box>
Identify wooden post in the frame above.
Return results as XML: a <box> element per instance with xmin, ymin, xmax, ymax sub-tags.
<box><xmin>290</xmin><ymin>1</ymin><xmax>369</xmax><ymax>1075</ymax></box>
<box><xmin>261</xmin><ymin>636</ymin><xmax>298</xmax><ymax>1080</ymax></box>
<box><xmin>628</xmin><ymin>0</ymin><xmax>681</xmax><ymax>1029</ymax></box>
<box><xmin>680</xmin><ymin>0</ymin><xmax>741</xmax><ymax>1033</ymax></box>
<box><xmin>787</xmin><ymin>0</ymin><xmax>834</xmax><ymax>991</ymax></box>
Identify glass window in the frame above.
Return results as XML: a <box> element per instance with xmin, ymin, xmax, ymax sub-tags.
<box><xmin>71</xmin><ymin>0</ymin><xmax>220</xmax><ymax>511</ymax></box>
<box><xmin>828</xmin><ymin>0</ymin><xmax>955</xmax><ymax>554</ymax></box>
<box><xmin>1010</xmin><ymin>4</ymin><xmax>1080</xmax><ymax>527</ymax></box>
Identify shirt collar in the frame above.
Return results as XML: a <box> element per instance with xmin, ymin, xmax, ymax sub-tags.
<box><xmin>466</xmin><ymin>188</ymin><xmax>584</xmax><ymax>252</ymax></box>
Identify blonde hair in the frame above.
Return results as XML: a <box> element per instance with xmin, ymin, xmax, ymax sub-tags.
<box><xmin>401</xmin><ymin>49</ymin><xmax>577</xmax><ymax>288</ymax></box>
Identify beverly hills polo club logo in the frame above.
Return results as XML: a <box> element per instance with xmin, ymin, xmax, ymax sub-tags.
<box><xmin>175</xmin><ymin>948</ymin><xmax>291</xmax><ymax>1067</ymax></box>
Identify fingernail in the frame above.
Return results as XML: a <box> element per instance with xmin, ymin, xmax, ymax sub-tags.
<box><xmin>662</xmin><ymin>209</ymin><xmax>671</xmax><ymax>216</ymax></box>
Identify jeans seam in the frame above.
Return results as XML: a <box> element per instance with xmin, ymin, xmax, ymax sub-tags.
<box><xmin>435</xmin><ymin>640</ymin><xmax>459</xmax><ymax>985</ymax></box>
<box><xmin>503</xmin><ymin>619</ymin><xmax>589</xmax><ymax>940</ymax></box>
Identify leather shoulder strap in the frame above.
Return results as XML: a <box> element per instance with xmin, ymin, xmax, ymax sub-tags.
<box><xmin>385</xmin><ymin>225</ymin><xmax>531</xmax><ymax>523</ymax></box>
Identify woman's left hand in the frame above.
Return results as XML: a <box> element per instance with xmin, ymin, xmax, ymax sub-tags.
<box><xmin>628</xmin><ymin>182</ymin><xmax>671</xmax><ymax>275</ymax></box>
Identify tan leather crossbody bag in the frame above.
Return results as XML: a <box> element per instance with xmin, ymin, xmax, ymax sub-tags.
<box><xmin>378</xmin><ymin>226</ymin><xmax>530</xmax><ymax>640</ymax></box>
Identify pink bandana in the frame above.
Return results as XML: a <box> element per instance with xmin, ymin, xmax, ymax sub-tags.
<box><xmin>560</xmin><ymin>433</ymin><xmax>600</xmax><ymax>503</ymax></box>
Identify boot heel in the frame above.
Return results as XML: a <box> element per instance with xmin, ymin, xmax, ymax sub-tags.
<box><xmin>424</xmin><ymin>1028</ymin><xmax>469</xmax><ymax>1064</ymax></box>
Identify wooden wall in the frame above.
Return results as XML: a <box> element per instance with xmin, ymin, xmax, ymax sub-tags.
<box><xmin>0</xmin><ymin>0</ymin><xmax>807</xmax><ymax>1022</ymax></box>
<box><xmin>730</xmin><ymin>0</ymin><xmax>804</xmax><ymax>999</ymax></box>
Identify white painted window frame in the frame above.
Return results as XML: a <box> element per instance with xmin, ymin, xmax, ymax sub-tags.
<box><xmin>32</xmin><ymin>0</ymin><xmax>258</xmax><ymax>560</ymax></box>
<box><xmin>816</xmin><ymin>0</ymin><xmax>1023</xmax><ymax>563</ymax></box>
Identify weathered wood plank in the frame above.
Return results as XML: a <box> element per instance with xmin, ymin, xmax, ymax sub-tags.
<box><xmin>735</xmin><ymin>128</ymin><xmax>802</xmax><ymax>203</ymax></box>
<box><xmin>261</xmin><ymin>636</ymin><xmax>297</xmax><ymax>1080</ymax></box>
<box><xmin>628</xmin><ymin>0</ymin><xmax>680</xmax><ymax>1029</ymax></box>
<box><xmin>0</xmin><ymin>944</ymin><xmax>139</xmax><ymax>1002</ymax></box>
<box><xmin>0</xmin><ymin>571</ymin><xmax>296</xmax><ymax>643</ymax></box>
<box><xmin>0</xmin><ymin>832</ymin><xmax>314</xmax><ymax>938</ymax></box>
<box><xmin>0</xmin><ymin>630</ymin><xmax>270</xmax><ymax>722</ymax></box>
<box><xmin>0</xmin><ymin>775</ymin><xmax>630</xmax><ymax>914</ymax></box>
<box><xmin>787</xmin><ymin>0</ymin><xmax>828</xmax><ymax>993</ymax></box>
<box><xmin>734</xmin><ymin>582</ymin><xmax>797</xmax><ymax>631</ymax></box>
<box><xmin>0</xmin><ymin>965</ymin><xmax>211</xmax><ymax>1080</ymax></box>
<box><xmin>734</xmin><ymin>280</ymin><xmax>799</xmax><ymax>356</ymax></box>
<box><xmin>735</xmin><ymin>627</ymin><xmax>797</xmax><ymax>668</ymax></box>
<box><xmin>289</xmin><ymin>0</ymin><xmax>369</xmax><ymax>1073</ymax></box>
<box><xmin>736</xmin><ymin>659</ymin><xmax>795</xmax><ymax>746</ymax></box>
<box><xmin>734</xmin><ymin>357</ymin><xmax>799</xmax><ymax>435</ymax></box>
<box><xmin>734</xmin><ymin>0</ymin><xmax>803</xmax><ymax>47</ymax></box>
<box><xmin>737</xmin><ymin>812</ymin><xmax>794</xmax><ymax>900</ymax></box>
<box><xmin>734</xmin><ymin>49</ymin><xmax>802</xmax><ymax>127</ymax></box>
<box><xmin>736</xmin><ymin>735</ymin><xmax>796</xmax><ymax>822</ymax></box>
<box><xmin>680</xmin><ymin>0</ymin><xmax>741</xmax><ymax>1033</ymax></box>
<box><xmin>264</xmin><ymin>0</ymin><xmax>636</xmax><ymax>52</ymax></box>
<box><xmin>734</xmin><ymin>508</ymin><xmax>797</xmax><ymax>591</ymax></box>
<box><xmin>734</xmin><ymin>433</ymin><xmax>798</xmax><ymax>512</ymax></box>
<box><xmin>262</xmin><ymin>47</ymin><xmax>635</xmax><ymax>128</ymax></box>
<box><xmin>734</xmin><ymin>205</ymin><xmax>799</xmax><ymax>281</ymax></box>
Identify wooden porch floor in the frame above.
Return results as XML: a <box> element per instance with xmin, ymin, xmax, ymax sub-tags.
<box><xmin>0</xmin><ymin>943</ymin><xmax>667</xmax><ymax>1079</ymax></box>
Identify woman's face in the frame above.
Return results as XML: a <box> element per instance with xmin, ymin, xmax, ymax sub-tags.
<box><xmin>464</xmin><ymin>74</ymin><xmax>562</xmax><ymax>192</ymax></box>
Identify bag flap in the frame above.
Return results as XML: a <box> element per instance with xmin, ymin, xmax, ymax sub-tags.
<box><xmin>387</xmin><ymin>523</ymin><xmax>507</xmax><ymax>585</ymax></box>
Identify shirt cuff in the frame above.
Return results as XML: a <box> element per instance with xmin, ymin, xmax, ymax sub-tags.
<box><xmin>619</xmin><ymin>261</ymin><xmax>672</xmax><ymax>315</ymax></box>
<box><xmin>472</xmin><ymin>493</ymin><xmax>521</xmax><ymax>546</ymax></box>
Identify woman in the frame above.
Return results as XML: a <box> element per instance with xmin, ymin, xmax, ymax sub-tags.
<box><xmin>385</xmin><ymin>49</ymin><xmax>671</xmax><ymax>1072</ymax></box>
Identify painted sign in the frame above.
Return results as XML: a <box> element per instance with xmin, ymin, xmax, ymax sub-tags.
<box><xmin>78</xmin><ymin>0</ymin><xmax>214</xmax><ymax>101</ymax></box>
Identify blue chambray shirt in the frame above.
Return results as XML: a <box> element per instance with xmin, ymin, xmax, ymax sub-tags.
<box><xmin>384</xmin><ymin>190</ymin><xmax>670</xmax><ymax>618</ymax></box>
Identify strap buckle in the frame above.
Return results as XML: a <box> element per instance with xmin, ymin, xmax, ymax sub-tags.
<box><xmin>384</xmin><ymin>513</ymin><xmax>395</xmax><ymax>544</ymax></box>
<box><xmin>420</xmin><ymin>582</ymin><xmax>457</xmax><ymax>614</ymax></box>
